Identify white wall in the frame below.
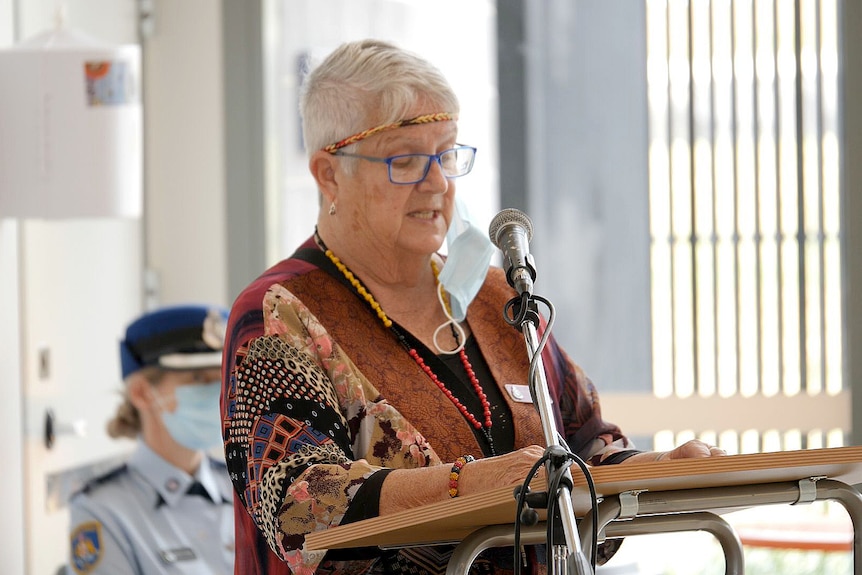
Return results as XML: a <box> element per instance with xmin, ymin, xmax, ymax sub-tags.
<box><xmin>0</xmin><ymin>222</ymin><xmax>26</xmax><ymax>575</ymax></box>
<box><xmin>0</xmin><ymin>2</ymin><xmax>143</xmax><ymax>572</ymax></box>
<box><xmin>18</xmin><ymin>220</ymin><xmax>144</xmax><ymax>574</ymax></box>
<box><xmin>0</xmin><ymin>1</ymin><xmax>229</xmax><ymax>573</ymax></box>
<box><xmin>143</xmin><ymin>0</ymin><xmax>229</xmax><ymax>308</ymax></box>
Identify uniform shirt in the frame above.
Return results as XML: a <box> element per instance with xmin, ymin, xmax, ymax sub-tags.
<box><xmin>67</xmin><ymin>442</ymin><xmax>235</xmax><ymax>575</ymax></box>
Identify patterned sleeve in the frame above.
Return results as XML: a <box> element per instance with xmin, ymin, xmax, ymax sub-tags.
<box><xmin>223</xmin><ymin>283</ymin><xmax>439</xmax><ymax>574</ymax></box>
<box><xmin>540</xmin><ymin>330</ymin><xmax>636</xmax><ymax>465</ymax></box>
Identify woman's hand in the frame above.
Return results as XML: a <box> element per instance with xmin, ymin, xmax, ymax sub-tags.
<box><xmin>660</xmin><ymin>439</ymin><xmax>726</xmax><ymax>460</ymax></box>
<box><xmin>621</xmin><ymin>439</ymin><xmax>726</xmax><ymax>464</ymax></box>
<box><xmin>456</xmin><ymin>445</ymin><xmax>546</xmax><ymax>497</ymax></box>
<box><xmin>379</xmin><ymin>445</ymin><xmax>546</xmax><ymax>515</ymax></box>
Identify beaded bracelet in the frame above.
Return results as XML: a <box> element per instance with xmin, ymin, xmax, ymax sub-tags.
<box><xmin>448</xmin><ymin>455</ymin><xmax>475</xmax><ymax>498</ymax></box>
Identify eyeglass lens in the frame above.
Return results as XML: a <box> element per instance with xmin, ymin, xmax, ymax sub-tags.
<box><xmin>390</xmin><ymin>148</ymin><xmax>474</xmax><ymax>184</ymax></box>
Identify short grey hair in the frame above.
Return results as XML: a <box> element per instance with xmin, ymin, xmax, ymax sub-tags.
<box><xmin>299</xmin><ymin>39</ymin><xmax>460</xmax><ymax>158</ymax></box>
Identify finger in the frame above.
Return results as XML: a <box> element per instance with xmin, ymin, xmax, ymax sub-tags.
<box><xmin>679</xmin><ymin>443</ymin><xmax>713</xmax><ymax>459</ymax></box>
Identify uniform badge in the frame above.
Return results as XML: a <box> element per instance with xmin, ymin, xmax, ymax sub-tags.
<box><xmin>160</xmin><ymin>547</ymin><xmax>197</xmax><ymax>563</ymax></box>
<box><xmin>70</xmin><ymin>521</ymin><xmax>102</xmax><ymax>574</ymax></box>
<box><xmin>202</xmin><ymin>308</ymin><xmax>227</xmax><ymax>349</ymax></box>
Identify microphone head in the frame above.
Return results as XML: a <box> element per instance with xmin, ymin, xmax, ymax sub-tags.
<box><xmin>488</xmin><ymin>208</ymin><xmax>534</xmax><ymax>248</ymax></box>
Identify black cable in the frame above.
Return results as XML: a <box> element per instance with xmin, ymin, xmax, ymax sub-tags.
<box><xmin>513</xmin><ymin>453</ymin><xmax>552</xmax><ymax>575</ymax></box>
<box><xmin>512</xmin><ymin>445</ymin><xmax>598</xmax><ymax>575</ymax></box>
<box><xmin>544</xmin><ymin>453</ymin><xmax>570</xmax><ymax>570</ymax></box>
<box><xmin>560</xmin><ymin>437</ymin><xmax>599</xmax><ymax>572</ymax></box>
<box><xmin>525</xmin><ymin>294</ymin><xmax>555</xmax><ymax>407</ymax></box>
<box><xmin>503</xmin><ymin>291</ymin><xmax>532</xmax><ymax>327</ymax></box>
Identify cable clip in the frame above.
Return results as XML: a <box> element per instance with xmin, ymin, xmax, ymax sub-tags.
<box><xmin>794</xmin><ymin>476</ymin><xmax>826</xmax><ymax>505</ymax></box>
<box><xmin>618</xmin><ymin>489</ymin><xmax>647</xmax><ymax>519</ymax></box>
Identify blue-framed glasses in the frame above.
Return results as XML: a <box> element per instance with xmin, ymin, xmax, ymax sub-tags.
<box><xmin>334</xmin><ymin>145</ymin><xmax>477</xmax><ymax>185</ymax></box>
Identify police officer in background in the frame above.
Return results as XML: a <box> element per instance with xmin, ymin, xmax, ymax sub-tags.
<box><xmin>67</xmin><ymin>305</ymin><xmax>235</xmax><ymax>575</ymax></box>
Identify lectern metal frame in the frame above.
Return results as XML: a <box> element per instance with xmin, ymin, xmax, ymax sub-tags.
<box><xmin>446</xmin><ymin>511</ymin><xmax>744</xmax><ymax>575</ymax></box>
<box><xmin>446</xmin><ymin>477</ymin><xmax>862</xmax><ymax>575</ymax></box>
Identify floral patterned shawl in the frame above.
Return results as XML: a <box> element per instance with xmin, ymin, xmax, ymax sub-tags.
<box><xmin>221</xmin><ymin>236</ymin><xmax>632</xmax><ymax>575</ymax></box>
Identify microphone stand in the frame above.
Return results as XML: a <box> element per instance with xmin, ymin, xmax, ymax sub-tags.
<box><xmin>516</xmin><ymin>297</ymin><xmax>593</xmax><ymax>575</ymax></box>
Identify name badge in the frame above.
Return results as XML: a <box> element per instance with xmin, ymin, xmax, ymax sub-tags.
<box><xmin>159</xmin><ymin>547</ymin><xmax>197</xmax><ymax>564</ymax></box>
<box><xmin>505</xmin><ymin>384</ymin><xmax>533</xmax><ymax>403</ymax></box>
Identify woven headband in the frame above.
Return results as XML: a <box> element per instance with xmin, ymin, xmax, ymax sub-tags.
<box><xmin>323</xmin><ymin>112</ymin><xmax>457</xmax><ymax>154</ymax></box>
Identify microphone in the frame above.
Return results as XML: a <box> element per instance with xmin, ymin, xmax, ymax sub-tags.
<box><xmin>488</xmin><ymin>208</ymin><xmax>537</xmax><ymax>296</ymax></box>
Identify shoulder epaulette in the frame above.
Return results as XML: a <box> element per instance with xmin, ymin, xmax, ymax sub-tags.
<box><xmin>77</xmin><ymin>464</ymin><xmax>129</xmax><ymax>495</ymax></box>
<box><xmin>208</xmin><ymin>457</ymin><xmax>228</xmax><ymax>471</ymax></box>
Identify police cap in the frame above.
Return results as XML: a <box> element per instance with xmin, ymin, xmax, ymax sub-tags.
<box><xmin>119</xmin><ymin>304</ymin><xmax>229</xmax><ymax>379</ymax></box>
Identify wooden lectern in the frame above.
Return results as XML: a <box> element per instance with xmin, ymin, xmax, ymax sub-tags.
<box><xmin>306</xmin><ymin>446</ymin><xmax>862</xmax><ymax>575</ymax></box>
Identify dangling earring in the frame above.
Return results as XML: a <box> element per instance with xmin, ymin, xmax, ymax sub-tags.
<box><xmin>328</xmin><ymin>202</ymin><xmax>336</xmax><ymax>216</ymax></box>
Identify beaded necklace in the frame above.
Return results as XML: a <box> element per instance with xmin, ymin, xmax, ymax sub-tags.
<box><xmin>316</xmin><ymin>234</ymin><xmax>496</xmax><ymax>456</ymax></box>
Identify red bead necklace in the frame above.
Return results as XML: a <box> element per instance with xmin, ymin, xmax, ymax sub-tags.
<box><xmin>318</xmin><ymin>236</ymin><xmax>495</xmax><ymax>453</ymax></box>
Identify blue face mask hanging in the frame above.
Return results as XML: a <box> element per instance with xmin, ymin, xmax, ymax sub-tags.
<box><xmin>159</xmin><ymin>381</ymin><xmax>224</xmax><ymax>452</ymax></box>
<box><xmin>438</xmin><ymin>197</ymin><xmax>495</xmax><ymax>324</ymax></box>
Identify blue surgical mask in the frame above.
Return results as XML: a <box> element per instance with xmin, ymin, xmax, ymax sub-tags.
<box><xmin>438</xmin><ymin>197</ymin><xmax>495</xmax><ymax>323</ymax></box>
<box><xmin>159</xmin><ymin>381</ymin><xmax>224</xmax><ymax>452</ymax></box>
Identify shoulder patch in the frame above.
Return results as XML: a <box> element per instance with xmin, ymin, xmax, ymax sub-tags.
<box><xmin>70</xmin><ymin>521</ymin><xmax>103</xmax><ymax>574</ymax></box>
